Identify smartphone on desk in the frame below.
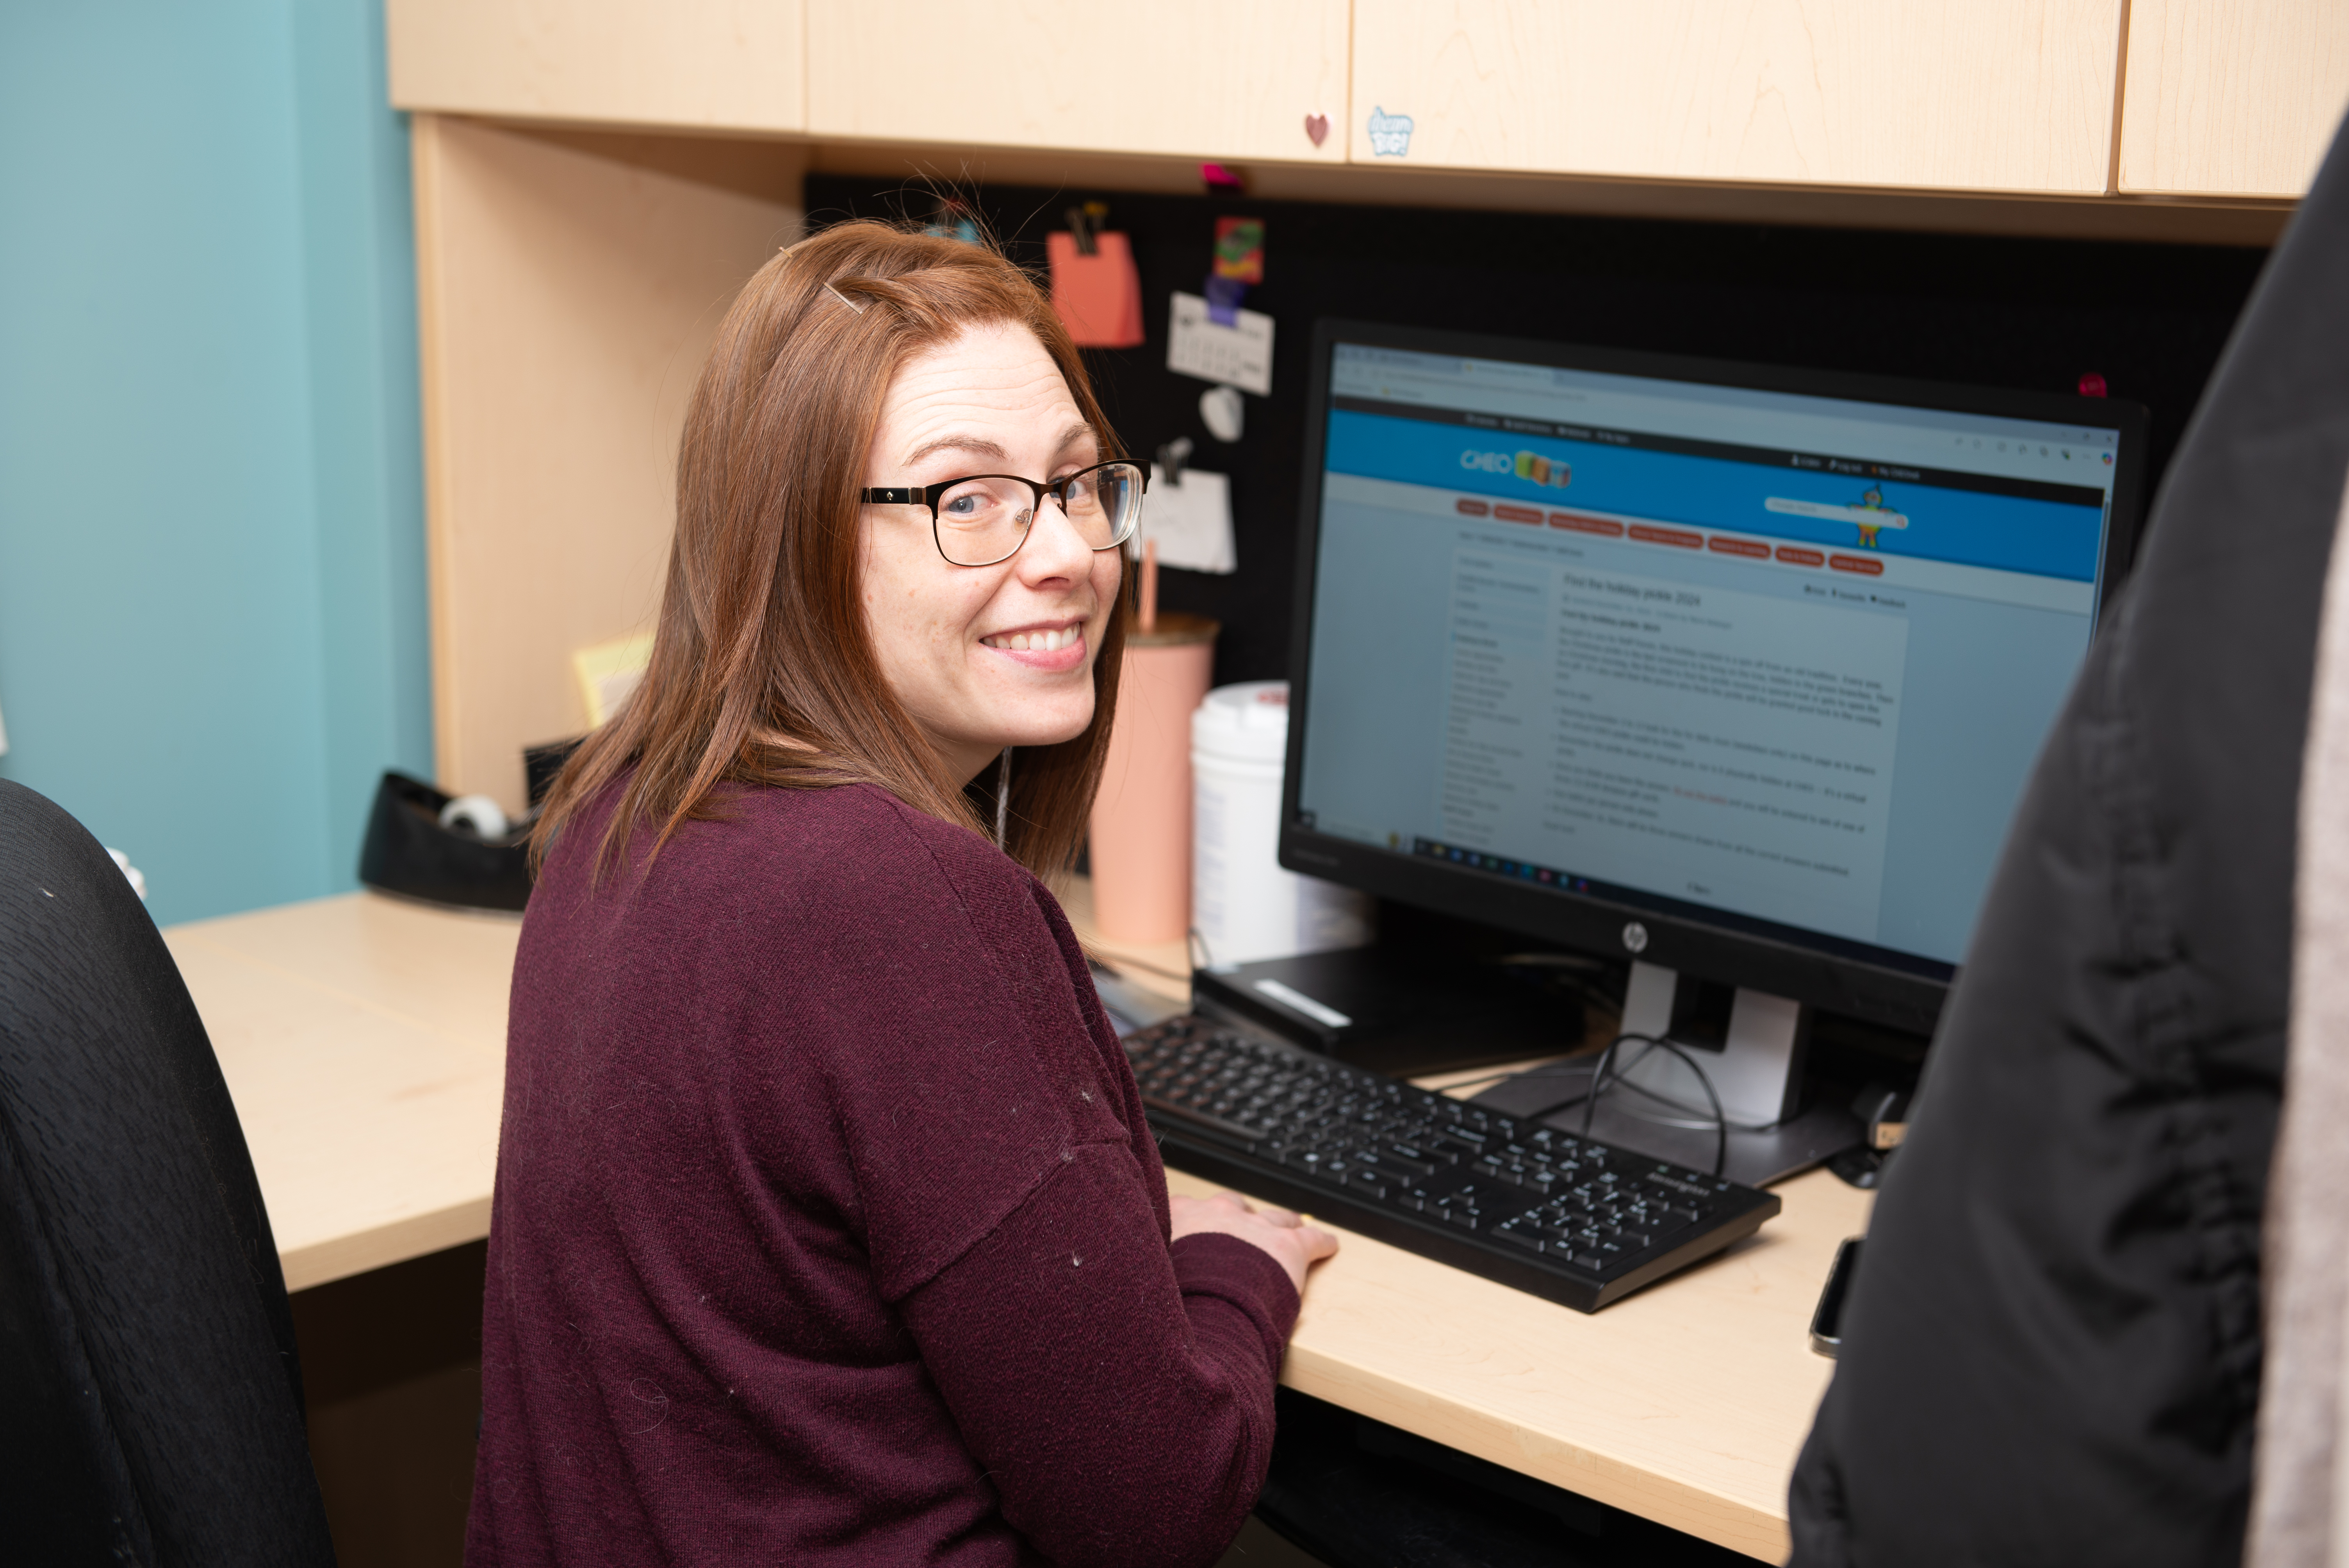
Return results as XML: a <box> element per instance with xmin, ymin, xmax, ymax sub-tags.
<box><xmin>1811</xmin><ymin>1238</ymin><xmax>1864</xmax><ymax>1358</ymax></box>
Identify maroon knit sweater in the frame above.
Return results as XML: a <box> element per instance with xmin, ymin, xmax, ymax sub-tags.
<box><xmin>464</xmin><ymin>780</ymin><xmax>1299</xmax><ymax>1567</ymax></box>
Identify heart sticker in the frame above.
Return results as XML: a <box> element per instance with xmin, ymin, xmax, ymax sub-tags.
<box><xmin>1304</xmin><ymin>112</ymin><xmax>1330</xmax><ymax>148</ymax></box>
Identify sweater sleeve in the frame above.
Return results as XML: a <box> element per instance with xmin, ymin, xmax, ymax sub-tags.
<box><xmin>898</xmin><ymin>1140</ymin><xmax>1301</xmax><ymax>1568</ymax></box>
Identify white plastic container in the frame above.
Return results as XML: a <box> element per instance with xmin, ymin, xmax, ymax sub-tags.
<box><xmin>1191</xmin><ymin>681</ymin><xmax>1374</xmax><ymax>966</ymax></box>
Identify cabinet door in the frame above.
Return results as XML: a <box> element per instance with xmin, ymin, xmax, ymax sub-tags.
<box><xmin>805</xmin><ymin>0</ymin><xmax>1347</xmax><ymax>164</ymax></box>
<box><xmin>1350</xmin><ymin>0</ymin><xmax>2124</xmax><ymax>194</ymax></box>
<box><xmin>2119</xmin><ymin>0</ymin><xmax>2349</xmax><ymax>196</ymax></box>
<box><xmin>388</xmin><ymin>0</ymin><xmax>806</xmax><ymax>134</ymax></box>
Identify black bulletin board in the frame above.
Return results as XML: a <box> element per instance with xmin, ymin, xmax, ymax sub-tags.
<box><xmin>806</xmin><ymin>176</ymin><xmax>2268</xmax><ymax>692</ymax></box>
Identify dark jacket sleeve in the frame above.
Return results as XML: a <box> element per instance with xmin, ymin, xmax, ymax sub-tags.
<box><xmin>900</xmin><ymin>1145</ymin><xmax>1299</xmax><ymax>1568</ymax></box>
<box><xmin>1789</xmin><ymin>118</ymin><xmax>2349</xmax><ymax>1566</ymax></box>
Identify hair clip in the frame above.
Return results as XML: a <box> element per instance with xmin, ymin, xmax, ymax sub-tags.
<box><xmin>824</xmin><ymin>280</ymin><xmax>867</xmax><ymax>315</ymax></box>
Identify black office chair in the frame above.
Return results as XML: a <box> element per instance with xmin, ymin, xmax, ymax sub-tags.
<box><xmin>0</xmin><ymin>780</ymin><xmax>335</xmax><ymax>1564</ymax></box>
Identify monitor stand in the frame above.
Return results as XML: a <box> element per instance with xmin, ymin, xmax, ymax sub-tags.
<box><xmin>1617</xmin><ymin>961</ymin><xmax>1806</xmax><ymax>1128</ymax></box>
<box><xmin>1469</xmin><ymin>961</ymin><xmax>1864</xmax><ymax>1187</ymax></box>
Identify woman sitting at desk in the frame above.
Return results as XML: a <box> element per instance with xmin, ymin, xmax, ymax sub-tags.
<box><xmin>465</xmin><ymin>223</ymin><xmax>1335</xmax><ymax>1567</ymax></box>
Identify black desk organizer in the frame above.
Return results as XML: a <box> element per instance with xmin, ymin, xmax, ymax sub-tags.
<box><xmin>356</xmin><ymin>772</ymin><xmax>532</xmax><ymax>912</ymax></box>
<box><xmin>356</xmin><ymin>740</ymin><xmax>582</xmax><ymax>913</ymax></box>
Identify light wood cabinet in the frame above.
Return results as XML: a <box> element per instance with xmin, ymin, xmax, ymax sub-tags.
<box><xmin>385</xmin><ymin>2</ymin><xmax>2324</xmax><ymax>810</ymax></box>
<box><xmin>411</xmin><ymin>118</ymin><xmax>805</xmax><ymax>809</ymax></box>
<box><xmin>388</xmin><ymin>0</ymin><xmax>807</xmax><ymax>134</ymax></box>
<box><xmin>804</xmin><ymin>0</ymin><xmax>1349</xmax><ymax>164</ymax></box>
<box><xmin>2119</xmin><ymin>0</ymin><xmax>2349</xmax><ymax>197</ymax></box>
<box><xmin>1347</xmin><ymin>0</ymin><xmax>2126</xmax><ymax>195</ymax></box>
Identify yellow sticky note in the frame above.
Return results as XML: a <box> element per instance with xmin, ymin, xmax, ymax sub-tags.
<box><xmin>573</xmin><ymin>631</ymin><xmax>654</xmax><ymax>727</ymax></box>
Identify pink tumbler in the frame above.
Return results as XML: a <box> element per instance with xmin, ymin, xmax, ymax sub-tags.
<box><xmin>1088</xmin><ymin>611</ymin><xmax>1219</xmax><ymax>944</ymax></box>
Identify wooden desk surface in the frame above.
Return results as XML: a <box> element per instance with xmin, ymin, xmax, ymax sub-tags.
<box><xmin>168</xmin><ymin>888</ymin><xmax>1860</xmax><ymax>1559</ymax></box>
<box><xmin>1166</xmin><ymin>1164</ymin><xmax>1861</xmax><ymax>1561</ymax></box>
<box><xmin>164</xmin><ymin>892</ymin><xmax>518</xmax><ymax>1292</ymax></box>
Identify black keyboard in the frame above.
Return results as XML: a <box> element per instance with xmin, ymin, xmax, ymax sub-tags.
<box><xmin>1124</xmin><ymin>1014</ymin><xmax>1781</xmax><ymax>1313</ymax></box>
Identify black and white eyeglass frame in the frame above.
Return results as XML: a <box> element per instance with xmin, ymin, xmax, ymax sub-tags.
<box><xmin>859</xmin><ymin>458</ymin><xmax>1147</xmax><ymax>567</ymax></box>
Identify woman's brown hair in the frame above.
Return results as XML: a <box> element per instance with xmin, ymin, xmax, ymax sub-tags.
<box><xmin>531</xmin><ymin>219</ymin><xmax>1127</xmax><ymax>880</ymax></box>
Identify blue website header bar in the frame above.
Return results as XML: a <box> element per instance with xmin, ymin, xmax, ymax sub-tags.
<box><xmin>1324</xmin><ymin>407</ymin><xmax>2105</xmax><ymax>583</ymax></box>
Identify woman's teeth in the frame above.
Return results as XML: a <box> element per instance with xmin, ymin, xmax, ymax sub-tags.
<box><xmin>985</xmin><ymin>627</ymin><xmax>1076</xmax><ymax>652</ymax></box>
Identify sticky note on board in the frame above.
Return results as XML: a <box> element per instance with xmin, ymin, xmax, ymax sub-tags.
<box><xmin>1166</xmin><ymin>292</ymin><xmax>1273</xmax><ymax>396</ymax></box>
<box><xmin>1144</xmin><ymin>465</ymin><xmax>1237</xmax><ymax>574</ymax></box>
<box><xmin>574</xmin><ymin>630</ymin><xmax>654</xmax><ymax>726</ymax></box>
<box><xmin>1046</xmin><ymin>231</ymin><xmax>1145</xmax><ymax>348</ymax></box>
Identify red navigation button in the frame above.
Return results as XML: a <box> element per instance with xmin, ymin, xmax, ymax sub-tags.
<box><xmin>1829</xmin><ymin>553</ymin><xmax>1885</xmax><ymax>575</ymax></box>
<box><xmin>1493</xmin><ymin>504</ymin><xmax>1543</xmax><ymax>525</ymax></box>
<box><xmin>1707</xmin><ymin>536</ymin><xmax>1770</xmax><ymax>559</ymax></box>
<box><xmin>1775</xmin><ymin>545</ymin><xmax>1825</xmax><ymax>567</ymax></box>
<box><xmin>1456</xmin><ymin>498</ymin><xmax>1490</xmax><ymax>517</ymax></box>
<box><xmin>1629</xmin><ymin>524</ymin><xmax>1703</xmax><ymax>549</ymax></box>
<box><xmin>1549</xmin><ymin>513</ymin><xmax>1624</xmax><ymax>536</ymax></box>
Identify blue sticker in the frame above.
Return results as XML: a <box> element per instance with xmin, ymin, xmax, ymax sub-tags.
<box><xmin>1367</xmin><ymin>106</ymin><xmax>1414</xmax><ymax>158</ymax></box>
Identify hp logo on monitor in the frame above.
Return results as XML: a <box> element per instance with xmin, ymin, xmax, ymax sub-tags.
<box><xmin>1622</xmin><ymin>922</ymin><xmax>1649</xmax><ymax>953</ymax></box>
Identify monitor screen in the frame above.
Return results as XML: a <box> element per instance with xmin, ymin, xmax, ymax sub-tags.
<box><xmin>1280</xmin><ymin>322</ymin><xmax>2148</xmax><ymax>1032</ymax></box>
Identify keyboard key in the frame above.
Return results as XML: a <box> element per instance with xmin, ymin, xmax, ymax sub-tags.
<box><xmin>1492</xmin><ymin>1227</ymin><xmax>1545</xmax><ymax>1254</ymax></box>
<box><xmin>1439</xmin><ymin>1208</ymin><xmax>1481</xmax><ymax>1231</ymax></box>
<box><xmin>1571</xmin><ymin>1251</ymin><xmax>1606</xmax><ymax>1271</ymax></box>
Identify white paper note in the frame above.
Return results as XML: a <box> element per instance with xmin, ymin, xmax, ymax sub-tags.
<box><xmin>1143</xmin><ymin>465</ymin><xmax>1237</xmax><ymax>574</ymax></box>
<box><xmin>1166</xmin><ymin>292</ymin><xmax>1273</xmax><ymax>396</ymax></box>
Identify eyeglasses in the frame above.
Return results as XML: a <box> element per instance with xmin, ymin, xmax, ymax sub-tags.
<box><xmin>860</xmin><ymin>459</ymin><xmax>1146</xmax><ymax>567</ymax></box>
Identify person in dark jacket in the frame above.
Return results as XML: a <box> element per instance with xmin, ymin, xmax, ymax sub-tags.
<box><xmin>465</xmin><ymin>223</ymin><xmax>1336</xmax><ymax>1567</ymax></box>
<box><xmin>1789</xmin><ymin>117</ymin><xmax>2349</xmax><ymax>1566</ymax></box>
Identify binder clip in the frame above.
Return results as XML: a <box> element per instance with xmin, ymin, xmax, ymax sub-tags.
<box><xmin>1156</xmin><ymin>436</ymin><xmax>1194</xmax><ymax>486</ymax></box>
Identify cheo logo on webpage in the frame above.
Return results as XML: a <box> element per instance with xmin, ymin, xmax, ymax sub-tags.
<box><xmin>1459</xmin><ymin>448</ymin><xmax>1572</xmax><ymax>488</ymax></box>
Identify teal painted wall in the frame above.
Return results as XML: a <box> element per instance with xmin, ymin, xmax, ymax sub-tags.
<box><xmin>0</xmin><ymin>0</ymin><xmax>431</xmax><ymax>926</ymax></box>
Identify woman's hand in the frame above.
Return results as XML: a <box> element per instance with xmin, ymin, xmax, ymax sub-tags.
<box><xmin>1169</xmin><ymin>1191</ymin><xmax>1339</xmax><ymax>1298</ymax></box>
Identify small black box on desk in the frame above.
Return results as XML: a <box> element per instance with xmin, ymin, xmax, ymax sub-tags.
<box><xmin>1190</xmin><ymin>945</ymin><xmax>1587</xmax><ymax>1079</ymax></box>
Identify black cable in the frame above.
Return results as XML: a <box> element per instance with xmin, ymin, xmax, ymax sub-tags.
<box><xmin>1581</xmin><ymin>1032</ymin><xmax>1729</xmax><ymax>1179</ymax></box>
<box><xmin>1428</xmin><ymin>1042</ymin><xmax>1671</xmax><ymax>1115</ymax></box>
<box><xmin>1601</xmin><ymin>1067</ymin><xmax>1788</xmax><ymax>1135</ymax></box>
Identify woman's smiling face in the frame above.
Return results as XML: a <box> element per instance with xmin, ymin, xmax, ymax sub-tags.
<box><xmin>857</xmin><ymin>321</ymin><xmax>1124</xmax><ymax>784</ymax></box>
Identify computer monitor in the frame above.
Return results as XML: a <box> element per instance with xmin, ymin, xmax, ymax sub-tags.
<box><xmin>1280</xmin><ymin>320</ymin><xmax>2147</xmax><ymax>1132</ymax></box>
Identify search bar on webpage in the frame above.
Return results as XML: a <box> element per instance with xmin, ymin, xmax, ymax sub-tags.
<box><xmin>1766</xmin><ymin>497</ymin><xmax>1909</xmax><ymax>529</ymax></box>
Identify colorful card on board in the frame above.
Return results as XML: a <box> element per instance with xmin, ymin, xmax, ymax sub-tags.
<box><xmin>1212</xmin><ymin>217</ymin><xmax>1265</xmax><ymax>283</ymax></box>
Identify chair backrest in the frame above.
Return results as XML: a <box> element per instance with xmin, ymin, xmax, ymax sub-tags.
<box><xmin>0</xmin><ymin>780</ymin><xmax>334</xmax><ymax>1565</ymax></box>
